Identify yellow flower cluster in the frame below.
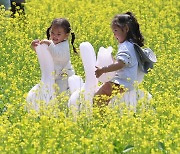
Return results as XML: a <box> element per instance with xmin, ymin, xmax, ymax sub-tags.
<box><xmin>0</xmin><ymin>0</ymin><xmax>179</xmax><ymax>153</ymax></box>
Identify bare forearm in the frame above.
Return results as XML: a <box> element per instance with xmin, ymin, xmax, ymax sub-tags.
<box><xmin>95</xmin><ymin>60</ymin><xmax>125</xmax><ymax>78</ymax></box>
<box><xmin>103</xmin><ymin>60</ymin><xmax>125</xmax><ymax>73</ymax></box>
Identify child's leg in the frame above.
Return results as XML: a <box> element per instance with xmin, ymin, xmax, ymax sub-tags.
<box><xmin>93</xmin><ymin>81</ymin><xmax>125</xmax><ymax>106</ymax></box>
<box><xmin>95</xmin><ymin>81</ymin><xmax>112</xmax><ymax>96</ymax></box>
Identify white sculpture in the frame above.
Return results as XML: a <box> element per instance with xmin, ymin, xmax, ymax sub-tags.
<box><xmin>68</xmin><ymin>42</ymin><xmax>98</xmax><ymax>110</ymax></box>
<box><xmin>26</xmin><ymin>44</ymin><xmax>55</xmax><ymax>111</ymax></box>
<box><xmin>96</xmin><ymin>46</ymin><xmax>116</xmax><ymax>83</ymax></box>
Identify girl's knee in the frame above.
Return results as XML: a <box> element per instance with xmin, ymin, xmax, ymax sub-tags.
<box><xmin>95</xmin><ymin>82</ymin><xmax>113</xmax><ymax>96</ymax></box>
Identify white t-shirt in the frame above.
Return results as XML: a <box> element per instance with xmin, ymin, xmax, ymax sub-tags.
<box><xmin>111</xmin><ymin>41</ymin><xmax>138</xmax><ymax>90</ymax></box>
<box><xmin>48</xmin><ymin>40</ymin><xmax>75</xmax><ymax>80</ymax></box>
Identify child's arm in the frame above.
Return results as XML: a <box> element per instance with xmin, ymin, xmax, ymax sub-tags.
<box><xmin>40</xmin><ymin>39</ymin><xmax>51</xmax><ymax>46</ymax></box>
<box><xmin>112</xmin><ymin>54</ymin><xmax>115</xmax><ymax>63</ymax></box>
<box><xmin>95</xmin><ymin>60</ymin><xmax>125</xmax><ymax>78</ymax></box>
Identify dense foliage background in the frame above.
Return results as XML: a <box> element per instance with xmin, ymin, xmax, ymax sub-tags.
<box><xmin>0</xmin><ymin>0</ymin><xmax>179</xmax><ymax>153</ymax></box>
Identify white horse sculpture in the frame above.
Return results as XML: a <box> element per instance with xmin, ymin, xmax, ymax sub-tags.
<box><xmin>26</xmin><ymin>44</ymin><xmax>55</xmax><ymax>111</ymax></box>
<box><xmin>68</xmin><ymin>42</ymin><xmax>98</xmax><ymax>111</ymax></box>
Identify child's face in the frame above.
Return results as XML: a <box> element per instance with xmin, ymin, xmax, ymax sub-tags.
<box><xmin>50</xmin><ymin>26</ymin><xmax>69</xmax><ymax>44</ymax></box>
<box><xmin>112</xmin><ymin>25</ymin><xmax>128</xmax><ymax>43</ymax></box>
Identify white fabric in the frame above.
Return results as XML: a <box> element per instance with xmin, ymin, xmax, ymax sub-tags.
<box><xmin>137</xmin><ymin>67</ymin><xmax>145</xmax><ymax>83</ymax></box>
<box><xmin>111</xmin><ymin>41</ymin><xmax>139</xmax><ymax>90</ymax></box>
<box><xmin>26</xmin><ymin>44</ymin><xmax>55</xmax><ymax>111</ymax></box>
<box><xmin>110</xmin><ymin>89</ymin><xmax>152</xmax><ymax>111</ymax></box>
<box><xmin>48</xmin><ymin>40</ymin><xmax>75</xmax><ymax>92</ymax></box>
<box><xmin>122</xmin><ymin>89</ymin><xmax>152</xmax><ymax>107</ymax></box>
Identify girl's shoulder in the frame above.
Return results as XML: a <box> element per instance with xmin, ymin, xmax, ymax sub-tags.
<box><xmin>56</xmin><ymin>40</ymin><xmax>69</xmax><ymax>46</ymax></box>
<box><xmin>123</xmin><ymin>40</ymin><xmax>134</xmax><ymax>47</ymax></box>
<box><xmin>56</xmin><ymin>40</ymin><xmax>69</xmax><ymax>48</ymax></box>
<box><xmin>118</xmin><ymin>41</ymin><xmax>133</xmax><ymax>52</ymax></box>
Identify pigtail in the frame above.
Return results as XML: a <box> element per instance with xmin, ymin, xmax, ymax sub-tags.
<box><xmin>46</xmin><ymin>26</ymin><xmax>51</xmax><ymax>40</ymax></box>
<box><xmin>71</xmin><ymin>32</ymin><xmax>77</xmax><ymax>53</ymax></box>
<box><xmin>126</xmin><ymin>12</ymin><xmax>144</xmax><ymax>47</ymax></box>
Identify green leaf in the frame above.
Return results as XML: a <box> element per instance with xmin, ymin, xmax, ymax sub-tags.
<box><xmin>122</xmin><ymin>145</ymin><xmax>134</xmax><ymax>153</ymax></box>
<box><xmin>157</xmin><ymin>141</ymin><xmax>166</xmax><ymax>151</ymax></box>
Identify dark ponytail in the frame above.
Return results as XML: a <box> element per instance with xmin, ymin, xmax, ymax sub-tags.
<box><xmin>46</xmin><ymin>26</ymin><xmax>51</xmax><ymax>40</ymax></box>
<box><xmin>71</xmin><ymin>32</ymin><xmax>77</xmax><ymax>53</ymax></box>
<box><xmin>126</xmin><ymin>12</ymin><xmax>144</xmax><ymax>47</ymax></box>
<box><xmin>112</xmin><ymin>12</ymin><xmax>144</xmax><ymax>47</ymax></box>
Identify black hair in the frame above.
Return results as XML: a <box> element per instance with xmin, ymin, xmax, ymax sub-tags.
<box><xmin>46</xmin><ymin>27</ymin><xmax>51</xmax><ymax>40</ymax></box>
<box><xmin>46</xmin><ymin>18</ymin><xmax>77</xmax><ymax>53</ymax></box>
<box><xmin>112</xmin><ymin>12</ymin><xmax>144</xmax><ymax>47</ymax></box>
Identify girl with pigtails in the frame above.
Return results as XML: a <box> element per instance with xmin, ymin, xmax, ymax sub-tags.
<box><xmin>31</xmin><ymin>18</ymin><xmax>76</xmax><ymax>93</ymax></box>
<box><xmin>94</xmin><ymin>12</ymin><xmax>145</xmax><ymax>106</ymax></box>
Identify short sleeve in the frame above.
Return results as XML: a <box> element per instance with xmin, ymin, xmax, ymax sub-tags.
<box><xmin>116</xmin><ymin>45</ymin><xmax>131</xmax><ymax>66</ymax></box>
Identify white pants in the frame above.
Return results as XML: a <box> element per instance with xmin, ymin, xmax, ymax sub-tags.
<box><xmin>56</xmin><ymin>78</ymin><xmax>69</xmax><ymax>93</ymax></box>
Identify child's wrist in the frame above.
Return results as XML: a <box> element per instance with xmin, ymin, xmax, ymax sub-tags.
<box><xmin>102</xmin><ymin>66</ymin><xmax>108</xmax><ymax>73</ymax></box>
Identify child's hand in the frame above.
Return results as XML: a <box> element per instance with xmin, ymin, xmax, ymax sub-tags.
<box><xmin>95</xmin><ymin>66</ymin><xmax>106</xmax><ymax>78</ymax></box>
<box><xmin>31</xmin><ymin>39</ymin><xmax>40</xmax><ymax>51</ymax></box>
<box><xmin>40</xmin><ymin>39</ymin><xmax>51</xmax><ymax>46</ymax></box>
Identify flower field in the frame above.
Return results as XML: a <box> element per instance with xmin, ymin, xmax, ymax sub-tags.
<box><xmin>0</xmin><ymin>0</ymin><xmax>179</xmax><ymax>153</ymax></box>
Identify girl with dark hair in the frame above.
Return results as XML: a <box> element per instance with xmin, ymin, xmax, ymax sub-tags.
<box><xmin>31</xmin><ymin>18</ymin><xmax>76</xmax><ymax>93</ymax></box>
<box><xmin>94</xmin><ymin>12</ymin><xmax>145</xmax><ymax>106</ymax></box>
